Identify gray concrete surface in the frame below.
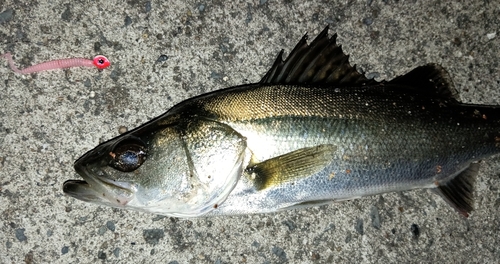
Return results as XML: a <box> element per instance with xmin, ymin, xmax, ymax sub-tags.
<box><xmin>1</xmin><ymin>0</ymin><xmax>499</xmax><ymax>263</ymax></box>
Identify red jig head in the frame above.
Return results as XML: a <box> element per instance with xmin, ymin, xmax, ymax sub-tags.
<box><xmin>93</xmin><ymin>55</ymin><xmax>111</xmax><ymax>70</ymax></box>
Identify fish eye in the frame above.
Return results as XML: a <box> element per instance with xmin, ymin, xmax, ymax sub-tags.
<box><xmin>108</xmin><ymin>137</ymin><xmax>147</xmax><ymax>172</ymax></box>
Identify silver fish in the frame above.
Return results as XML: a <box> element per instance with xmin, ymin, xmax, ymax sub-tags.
<box><xmin>63</xmin><ymin>27</ymin><xmax>500</xmax><ymax>218</ymax></box>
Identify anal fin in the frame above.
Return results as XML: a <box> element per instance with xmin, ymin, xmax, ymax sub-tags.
<box><xmin>431</xmin><ymin>163</ymin><xmax>479</xmax><ymax>217</ymax></box>
<box><xmin>246</xmin><ymin>144</ymin><xmax>337</xmax><ymax>190</ymax></box>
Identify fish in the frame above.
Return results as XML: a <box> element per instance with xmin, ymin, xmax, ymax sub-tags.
<box><xmin>63</xmin><ymin>27</ymin><xmax>500</xmax><ymax>218</ymax></box>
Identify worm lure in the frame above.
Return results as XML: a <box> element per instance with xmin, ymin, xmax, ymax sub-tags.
<box><xmin>1</xmin><ymin>53</ymin><xmax>110</xmax><ymax>74</ymax></box>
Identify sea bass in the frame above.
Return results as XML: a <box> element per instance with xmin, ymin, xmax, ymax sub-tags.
<box><xmin>63</xmin><ymin>27</ymin><xmax>500</xmax><ymax>218</ymax></box>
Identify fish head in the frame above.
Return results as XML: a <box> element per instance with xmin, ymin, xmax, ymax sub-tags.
<box><xmin>64</xmin><ymin>119</ymin><xmax>247</xmax><ymax>217</ymax></box>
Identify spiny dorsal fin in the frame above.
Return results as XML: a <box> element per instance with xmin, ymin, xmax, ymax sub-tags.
<box><xmin>388</xmin><ymin>64</ymin><xmax>459</xmax><ymax>102</ymax></box>
<box><xmin>431</xmin><ymin>163</ymin><xmax>479</xmax><ymax>217</ymax></box>
<box><xmin>260</xmin><ymin>26</ymin><xmax>377</xmax><ymax>86</ymax></box>
<box><xmin>246</xmin><ymin>144</ymin><xmax>337</xmax><ymax>190</ymax></box>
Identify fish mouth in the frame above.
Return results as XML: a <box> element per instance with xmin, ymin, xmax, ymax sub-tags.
<box><xmin>63</xmin><ymin>161</ymin><xmax>134</xmax><ymax>207</ymax></box>
<box><xmin>63</xmin><ymin>179</ymin><xmax>104</xmax><ymax>203</ymax></box>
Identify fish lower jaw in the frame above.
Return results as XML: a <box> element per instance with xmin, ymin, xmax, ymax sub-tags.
<box><xmin>63</xmin><ymin>179</ymin><xmax>134</xmax><ymax>207</ymax></box>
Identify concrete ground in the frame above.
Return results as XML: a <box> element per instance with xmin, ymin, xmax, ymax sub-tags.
<box><xmin>1</xmin><ymin>0</ymin><xmax>499</xmax><ymax>263</ymax></box>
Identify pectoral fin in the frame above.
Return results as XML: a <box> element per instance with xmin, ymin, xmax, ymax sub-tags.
<box><xmin>247</xmin><ymin>144</ymin><xmax>337</xmax><ymax>190</ymax></box>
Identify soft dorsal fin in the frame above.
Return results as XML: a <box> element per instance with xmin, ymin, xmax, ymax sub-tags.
<box><xmin>388</xmin><ymin>64</ymin><xmax>459</xmax><ymax>102</ymax></box>
<box><xmin>260</xmin><ymin>26</ymin><xmax>377</xmax><ymax>86</ymax></box>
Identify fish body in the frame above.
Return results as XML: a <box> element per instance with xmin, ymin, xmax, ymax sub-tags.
<box><xmin>63</xmin><ymin>27</ymin><xmax>500</xmax><ymax>217</ymax></box>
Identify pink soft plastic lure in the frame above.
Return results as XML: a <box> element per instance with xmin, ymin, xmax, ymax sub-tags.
<box><xmin>0</xmin><ymin>53</ymin><xmax>110</xmax><ymax>74</ymax></box>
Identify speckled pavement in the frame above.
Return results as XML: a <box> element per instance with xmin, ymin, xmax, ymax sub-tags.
<box><xmin>1</xmin><ymin>1</ymin><xmax>499</xmax><ymax>263</ymax></box>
